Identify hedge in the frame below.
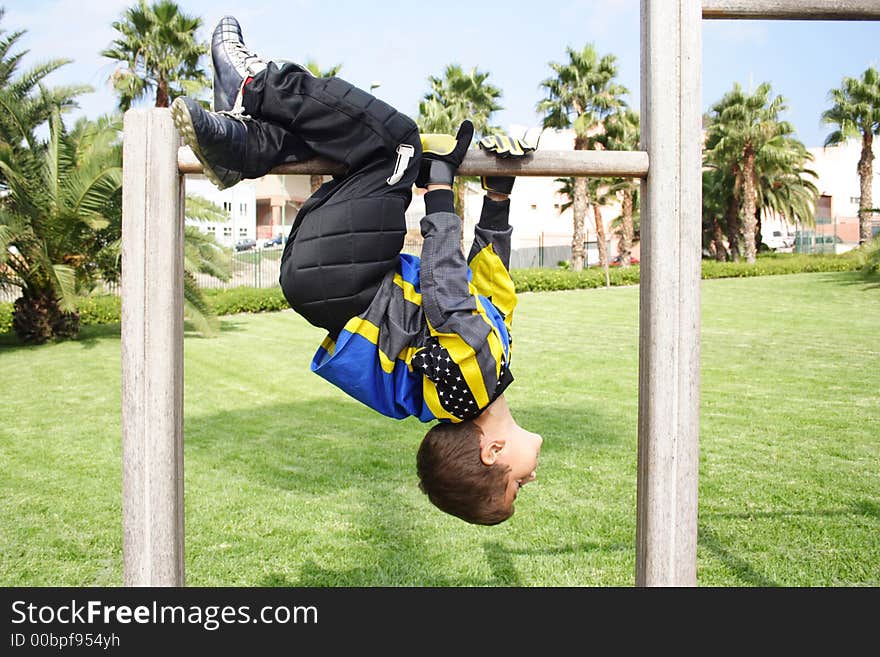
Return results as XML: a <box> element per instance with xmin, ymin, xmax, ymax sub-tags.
<box><xmin>0</xmin><ymin>252</ymin><xmax>867</xmax><ymax>335</ymax></box>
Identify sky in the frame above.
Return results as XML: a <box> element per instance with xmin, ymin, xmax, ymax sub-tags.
<box><xmin>5</xmin><ymin>0</ymin><xmax>880</xmax><ymax>148</ymax></box>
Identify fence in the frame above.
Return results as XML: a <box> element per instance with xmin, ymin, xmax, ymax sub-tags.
<box><xmin>195</xmin><ymin>234</ymin><xmax>583</xmax><ymax>292</ymax></box>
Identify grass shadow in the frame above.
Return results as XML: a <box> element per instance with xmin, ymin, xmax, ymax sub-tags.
<box><xmin>698</xmin><ymin>524</ymin><xmax>779</xmax><ymax>587</ymax></box>
<box><xmin>0</xmin><ymin>322</ymin><xmax>122</xmax><ymax>351</ymax></box>
<box><xmin>806</xmin><ymin>271</ymin><xmax>879</xmax><ymax>290</ymax></box>
<box><xmin>186</xmin><ymin>397</ymin><xmax>626</xmax><ymax>586</ymax></box>
<box><xmin>482</xmin><ymin>540</ymin><xmax>631</xmax><ymax>586</ymax></box>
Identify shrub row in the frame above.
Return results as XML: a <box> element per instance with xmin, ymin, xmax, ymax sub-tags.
<box><xmin>202</xmin><ymin>286</ymin><xmax>290</xmax><ymax>315</ymax></box>
<box><xmin>0</xmin><ymin>253</ymin><xmax>866</xmax><ymax>334</ymax></box>
<box><xmin>512</xmin><ymin>253</ymin><xmax>862</xmax><ymax>292</ymax></box>
<box><xmin>700</xmin><ymin>253</ymin><xmax>861</xmax><ymax>279</ymax></box>
<box><xmin>511</xmin><ymin>266</ymin><xmax>641</xmax><ymax>292</ymax></box>
<box><xmin>0</xmin><ymin>287</ymin><xmax>289</xmax><ymax>334</ymax></box>
<box><xmin>0</xmin><ymin>295</ymin><xmax>124</xmax><ymax>335</ymax></box>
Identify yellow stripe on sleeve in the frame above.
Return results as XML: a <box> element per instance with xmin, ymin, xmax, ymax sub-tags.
<box><xmin>437</xmin><ymin>334</ymin><xmax>490</xmax><ymax>408</ymax></box>
<box><xmin>343</xmin><ymin>317</ymin><xmax>396</xmax><ymax>374</ymax></box>
<box><xmin>423</xmin><ymin>378</ymin><xmax>460</xmax><ymax>422</ymax></box>
<box><xmin>474</xmin><ymin>295</ymin><xmax>507</xmax><ymax>375</ymax></box>
<box><xmin>469</xmin><ymin>245</ymin><xmax>517</xmax><ymax>328</ymax></box>
<box><xmin>392</xmin><ymin>273</ymin><xmax>422</xmax><ymax>305</ymax></box>
<box><xmin>320</xmin><ymin>334</ymin><xmax>337</xmax><ymax>355</ymax></box>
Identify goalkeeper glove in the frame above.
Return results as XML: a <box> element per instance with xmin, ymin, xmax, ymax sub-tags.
<box><xmin>478</xmin><ymin>134</ymin><xmax>536</xmax><ymax>158</ymax></box>
<box><xmin>415</xmin><ymin>120</ymin><xmax>474</xmax><ymax>188</ymax></box>
<box><xmin>478</xmin><ymin>133</ymin><xmax>536</xmax><ymax>195</ymax></box>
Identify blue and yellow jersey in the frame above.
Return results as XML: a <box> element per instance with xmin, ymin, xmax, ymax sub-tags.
<box><xmin>310</xmin><ymin>198</ymin><xmax>516</xmax><ymax>423</ymax></box>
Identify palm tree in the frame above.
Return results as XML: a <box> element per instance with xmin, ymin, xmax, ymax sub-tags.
<box><xmin>538</xmin><ymin>44</ymin><xmax>628</xmax><ymax>271</ymax></box>
<box><xmin>704</xmin><ymin>82</ymin><xmax>796</xmax><ymax>263</ymax></box>
<box><xmin>102</xmin><ymin>0</ymin><xmax>208</xmax><ymax>111</ymax></box>
<box><xmin>0</xmin><ymin>10</ymin><xmax>89</xmax><ymax>170</ymax></box>
<box><xmin>554</xmin><ymin>175</ymin><xmax>619</xmax><ymax>272</ymax></box>
<box><xmin>0</xmin><ymin>110</ymin><xmax>122</xmax><ymax>343</ymax></box>
<box><xmin>754</xmin><ymin>138</ymin><xmax>819</xmax><ymax>247</ymax></box>
<box><xmin>304</xmin><ymin>59</ymin><xmax>343</xmax><ymax>195</ymax></box>
<box><xmin>597</xmin><ymin>108</ymin><xmax>640</xmax><ymax>266</ymax></box>
<box><xmin>418</xmin><ymin>64</ymin><xmax>503</xmax><ymax>216</ymax></box>
<box><xmin>822</xmin><ymin>67</ymin><xmax>880</xmax><ymax>245</ymax></box>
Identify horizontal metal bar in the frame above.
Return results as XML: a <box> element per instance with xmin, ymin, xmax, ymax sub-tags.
<box><xmin>703</xmin><ymin>0</ymin><xmax>880</xmax><ymax>20</ymax></box>
<box><xmin>177</xmin><ymin>146</ymin><xmax>650</xmax><ymax>178</ymax></box>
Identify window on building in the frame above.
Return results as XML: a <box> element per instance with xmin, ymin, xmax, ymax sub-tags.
<box><xmin>553</xmin><ymin>203</ymin><xmax>561</xmax><ymax>210</ymax></box>
<box><xmin>239</xmin><ymin>227</ymin><xmax>248</xmax><ymax>237</ymax></box>
<box><xmin>223</xmin><ymin>226</ymin><xmax>232</xmax><ymax>237</ymax></box>
<box><xmin>240</xmin><ymin>202</ymin><xmax>247</xmax><ymax>214</ymax></box>
<box><xmin>530</xmin><ymin>204</ymin><xmax>538</xmax><ymax>211</ymax></box>
<box><xmin>222</xmin><ymin>201</ymin><xmax>232</xmax><ymax>214</ymax></box>
<box><xmin>817</xmin><ymin>195</ymin><xmax>832</xmax><ymax>225</ymax></box>
<box><xmin>850</xmin><ymin>196</ymin><xmax>861</xmax><ymax>205</ymax></box>
<box><xmin>206</xmin><ymin>226</ymin><xmax>215</xmax><ymax>234</ymax></box>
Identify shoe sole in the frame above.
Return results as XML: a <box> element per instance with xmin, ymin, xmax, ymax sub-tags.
<box><xmin>171</xmin><ymin>98</ymin><xmax>230</xmax><ymax>190</ymax></box>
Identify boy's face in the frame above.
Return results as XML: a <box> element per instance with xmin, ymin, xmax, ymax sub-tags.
<box><xmin>495</xmin><ymin>423</ymin><xmax>543</xmax><ymax>506</ymax></box>
<box><xmin>474</xmin><ymin>397</ymin><xmax>543</xmax><ymax>506</ymax></box>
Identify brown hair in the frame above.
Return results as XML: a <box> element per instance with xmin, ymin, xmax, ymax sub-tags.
<box><xmin>416</xmin><ymin>420</ymin><xmax>514</xmax><ymax>525</ymax></box>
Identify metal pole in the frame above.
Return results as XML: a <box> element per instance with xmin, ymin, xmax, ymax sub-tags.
<box><xmin>121</xmin><ymin>108</ymin><xmax>185</xmax><ymax>586</ymax></box>
<box><xmin>637</xmin><ymin>0</ymin><xmax>702</xmax><ymax>586</ymax></box>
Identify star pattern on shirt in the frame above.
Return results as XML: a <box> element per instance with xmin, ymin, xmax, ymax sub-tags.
<box><xmin>411</xmin><ymin>337</ymin><xmax>480</xmax><ymax>419</ymax></box>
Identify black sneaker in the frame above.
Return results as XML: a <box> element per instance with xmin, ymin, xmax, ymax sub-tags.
<box><xmin>171</xmin><ymin>97</ymin><xmax>246</xmax><ymax>190</ymax></box>
<box><xmin>211</xmin><ymin>16</ymin><xmax>267</xmax><ymax>113</ymax></box>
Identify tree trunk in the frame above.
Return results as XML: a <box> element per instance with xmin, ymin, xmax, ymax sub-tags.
<box><xmin>755</xmin><ymin>206</ymin><xmax>763</xmax><ymax>253</ymax></box>
<box><xmin>12</xmin><ymin>292</ymin><xmax>80</xmax><ymax>344</ymax></box>
<box><xmin>593</xmin><ymin>203</ymin><xmax>608</xmax><ymax>267</ymax></box>
<box><xmin>155</xmin><ymin>77</ymin><xmax>169</xmax><ymax>108</ymax></box>
<box><xmin>725</xmin><ymin>196</ymin><xmax>740</xmax><ymax>262</ymax></box>
<box><xmin>310</xmin><ymin>175</ymin><xmax>325</xmax><ymax>195</ymax></box>
<box><xmin>571</xmin><ymin>177</ymin><xmax>588</xmax><ymax>271</ymax></box>
<box><xmin>454</xmin><ymin>180</ymin><xmax>466</xmax><ymax>219</ymax></box>
<box><xmin>619</xmin><ymin>187</ymin><xmax>634</xmax><ymax>267</ymax></box>
<box><xmin>858</xmin><ymin>131</ymin><xmax>874</xmax><ymax>245</ymax></box>
<box><xmin>741</xmin><ymin>146</ymin><xmax>758</xmax><ymax>264</ymax></box>
<box><xmin>725</xmin><ymin>166</ymin><xmax>743</xmax><ymax>262</ymax></box>
<box><xmin>713</xmin><ymin>219</ymin><xmax>728</xmax><ymax>261</ymax></box>
<box><xmin>454</xmin><ymin>180</ymin><xmax>467</xmax><ymax>252</ymax></box>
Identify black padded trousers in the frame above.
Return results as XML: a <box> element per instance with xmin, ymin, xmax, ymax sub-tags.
<box><xmin>240</xmin><ymin>63</ymin><xmax>422</xmax><ymax>336</ymax></box>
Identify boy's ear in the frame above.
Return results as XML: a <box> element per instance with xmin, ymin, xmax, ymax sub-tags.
<box><xmin>479</xmin><ymin>437</ymin><xmax>506</xmax><ymax>466</ymax></box>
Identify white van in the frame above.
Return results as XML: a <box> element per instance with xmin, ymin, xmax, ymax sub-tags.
<box><xmin>762</xmin><ymin>229</ymin><xmax>795</xmax><ymax>252</ymax></box>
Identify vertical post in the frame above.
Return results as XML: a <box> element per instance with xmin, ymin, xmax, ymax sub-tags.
<box><xmin>637</xmin><ymin>0</ymin><xmax>702</xmax><ymax>586</ymax></box>
<box><xmin>121</xmin><ymin>108</ymin><xmax>185</xmax><ymax>586</ymax></box>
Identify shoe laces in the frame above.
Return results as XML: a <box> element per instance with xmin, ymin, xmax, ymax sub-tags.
<box><xmin>226</xmin><ymin>40</ymin><xmax>265</xmax><ymax>73</ymax></box>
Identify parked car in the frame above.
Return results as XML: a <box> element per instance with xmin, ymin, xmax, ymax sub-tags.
<box><xmin>762</xmin><ymin>230</ymin><xmax>795</xmax><ymax>251</ymax></box>
<box><xmin>235</xmin><ymin>238</ymin><xmax>257</xmax><ymax>252</ymax></box>
<box><xmin>263</xmin><ymin>235</ymin><xmax>283</xmax><ymax>248</ymax></box>
<box><xmin>610</xmin><ymin>254</ymin><xmax>640</xmax><ymax>266</ymax></box>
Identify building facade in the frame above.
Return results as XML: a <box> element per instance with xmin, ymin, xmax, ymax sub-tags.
<box><xmin>185</xmin><ymin>175</ymin><xmax>258</xmax><ymax>248</ymax></box>
<box><xmin>184</xmin><ymin>131</ymin><xmax>878</xmax><ymax>262</ymax></box>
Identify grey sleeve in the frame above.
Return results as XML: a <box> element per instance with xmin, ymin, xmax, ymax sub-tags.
<box><xmin>419</xmin><ymin>212</ymin><xmax>492</xmax><ymax>345</ymax></box>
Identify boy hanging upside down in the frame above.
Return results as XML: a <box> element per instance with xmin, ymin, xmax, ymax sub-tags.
<box><xmin>172</xmin><ymin>16</ymin><xmax>543</xmax><ymax>525</ymax></box>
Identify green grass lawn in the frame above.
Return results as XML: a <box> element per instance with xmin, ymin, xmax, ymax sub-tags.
<box><xmin>1</xmin><ymin>272</ymin><xmax>877</xmax><ymax>586</ymax></box>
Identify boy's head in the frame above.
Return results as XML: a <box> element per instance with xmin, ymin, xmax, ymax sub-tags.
<box><xmin>416</xmin><ymin>395</ymin><xmax>542</xmax><ymax>525</ymax></box>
